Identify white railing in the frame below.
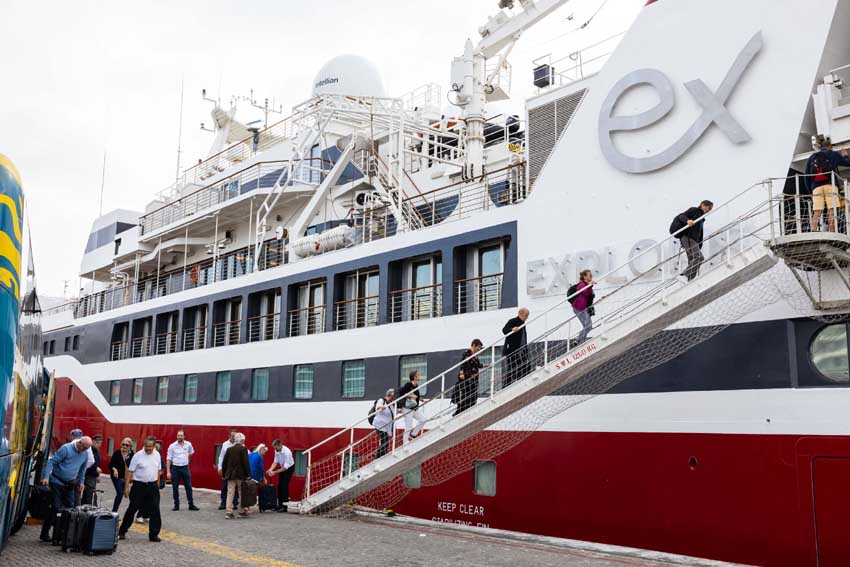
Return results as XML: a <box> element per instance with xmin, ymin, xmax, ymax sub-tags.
<box><xmin>455</xmin><ymin>273</ymin><xmax>503</xmax><ymax>314</ymax></box>
<box><xmin>248</xmin><ymin>312</ymin><xmax>280</xmax><ymax>342</ymax></box>
<box><xmin>302</xmin><ymin>178</ymin><xmax>780</xmax><ymax>502</ymax></box>
<box><xmin>288</xmin><ymin>306</ymin><xmax>326</xmax><ymax>337</ymax></box>
<box><xmin>334</xmin><ymin>296</ymin><xmax>379</xmax><ymax>331</ymax></box>
<box><xmin>389</xmin><ymin>284</ymin><xmax>443</xmax><ymax>322</ymax></box>
<box><xmin>532</xmin><ymin>31</ymin><xmax>626</xmax><ymax>90</ymax></box>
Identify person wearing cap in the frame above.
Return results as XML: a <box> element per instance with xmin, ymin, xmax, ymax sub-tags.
<box><xmin>69</xmin><ymin>428</ymin><xmax>96</xmax><ymax>505</ymax></box>
<box><xmin>81</xmin><ymin>434</ymin><xmax>103</xmax><ymax>505</ymax></box>
<box><xmin>38</xmin><ymin>436</ymin><xmax>93</xmax><ymax>542</ymax></box>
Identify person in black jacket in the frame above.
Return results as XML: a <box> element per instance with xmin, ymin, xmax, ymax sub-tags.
<box><xmin>672</xmin><ymin>200</ymin><xmax>713</xmax><ymax>281</ymax></box>
<box><xmin>502</xmin><ymin>308</ymin><xmax>529</xmax><ymax>386</ymax></box>
<box><xmin>454</xmin><ymin>339</ymin><xmax>484</xmax><ymax>415</ymax></box>
<box><xmin>109</xmin><ymin>437</ymin><xmax>134</xmax><ymax>512</ymax></box>
<box><xmin>81</xmin><ymin>434</ymin><xmax>103</xmax><ymax>505</ymax></box>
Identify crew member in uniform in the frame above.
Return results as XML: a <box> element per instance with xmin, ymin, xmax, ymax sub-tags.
<box><xmin>166</xmin><ymin>429</ymin><xmax>199</xmax><ymax>511</ymax></box>
<box><xmin>267</xmin><ymin>439</ymin><xmax>294</xmax><ymax>512</ymax></box>
<box><xmin>118</xmin><ymin>436</ymin><xmax>162</xmax><ymax>542</ymax></box>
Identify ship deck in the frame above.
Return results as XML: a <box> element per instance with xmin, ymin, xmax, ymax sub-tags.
<box><xmin>4</xmin><ymin>488</ymin><xmax>752</xmax><ymax>567</ymax></box>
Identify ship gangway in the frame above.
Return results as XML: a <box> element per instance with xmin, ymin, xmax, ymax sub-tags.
<box><xmin>295</xmin><ymin>177</ymin><xmax>849</xmax><ymax>514</ymax></box>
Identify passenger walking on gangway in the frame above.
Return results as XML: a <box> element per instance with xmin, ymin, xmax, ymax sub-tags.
<box><xmin>502</xmin><ymin>308</ymin><xmax>530</xmax><ymax>386</ymax></box>
<box><xmin>454</xmin><ymin>338</ymin><xmax>484</xmax><ymax>415</ymax></box>
<box><xmin>805</xmin><ymin>135</ymin><xmax>850</xmax><ymax>232</ymax></box>
<box><xmin>568</xmin><ymin>270</ymin><xmax>595</xmax><ymax>345</ymax></box>
<box><xmin>372</xmin><ymin>389</ymin><xmax>396</xmax><ymax>458</ymax></box>
<box><xmin>400</xmin><ymin>370</ymin><xmax>427</xmax><ymax>443</ymax></box>
<box><xmin>670</xmin><ymin>200</ymin><xmax>713</xmax><ymax>281</ymax></box>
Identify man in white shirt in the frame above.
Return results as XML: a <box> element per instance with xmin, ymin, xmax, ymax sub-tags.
<box><xmin>217</xmin><ymin>429</ymin><xmax>238</xmax><ymax>510</ymax></box>
<box><xmin>372</xmin><ymin>389</ymin><xmax>396</xmax><ymax>459</ymax></box>
<box><xmin>166</xmin><ymin>429</ymin><xmax>198</xmax><ymax>512</ymax></box>
<box><xmin>118</xmin><ymin>436</ymin><xmax>162</xmax><ymax>543</ymax></box>
<box><xmin>267</xmin><ymin>439</ymin><xmax>295</xmax><ymax>512</ymax></box>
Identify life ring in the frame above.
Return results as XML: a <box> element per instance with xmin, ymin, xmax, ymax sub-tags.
<box><xmin>189</xmin><ymin>265</ymin><xmax>200</xmax><ymax>285</ymax></box>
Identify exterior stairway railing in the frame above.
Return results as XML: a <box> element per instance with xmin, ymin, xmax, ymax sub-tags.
<box><xmin>299</xmin><ymin>180</ymin><xmax>785</xmax><ymax>513</ymax></box>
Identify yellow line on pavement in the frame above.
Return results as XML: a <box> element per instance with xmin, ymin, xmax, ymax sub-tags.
<box><xmin>129</xmin><ymin>525</ymin><xmax>306</xmax><ymax>567</ymax></box>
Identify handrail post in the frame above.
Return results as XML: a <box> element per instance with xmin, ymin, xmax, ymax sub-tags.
<box><xmin>845</xmin><ymin>179</ymin><xmax>850</xmax><ymax>236</ymax></box>
<box><xmin>767</xmin><ymin>180</ymin><xmax>776</xmax><ymax>240</ymax></box>
<box><xmin>795</xmin><ymin>175</ymin><xmax>802</xmax><ymax>234</ymax></box>
<box><xmin>305</xmin><ymin>451</ymin><xmax>312</xmax><ymax>498</ymax></box>
<box><xmin>489</xmin><ymin>344</ymin><xmax>496</xmax><ymax>398</ymax></box>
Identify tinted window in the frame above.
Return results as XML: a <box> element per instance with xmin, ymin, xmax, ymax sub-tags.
<box><xmin>342</xmin><ymin>360</ymin><xmax>366</xmax><ymax>398</ymax></box>
<box><xmin>184</xmin><ymin>374</ymin><xmax>199</xmax><ymax>402</ymax></box>
<box><xmin>811</xmin><ymin>324</ymin><xmax>849</xmax><ymax>383</ymax></box>
<box><xmin>474</xmin><ymin>460</ymin><xmax>496</xmax><ymax>496</ymax></box>
<box><xmin>252</xmin><ymin>369</ymin><xmax>269</xmax><ymax>401</ymax></box>
<box><xmin>157</xmin><ymin>377</ymin><xmax>169</xmax><ymax>403</ymax></box>
<box><xmin>400</xmin><ymin>354</ymin><xmax>428</xmax><ymax>395</ymax></box>
<box><xmin>110</xmin><ymin>381</ymin><xmax>121</xmax><ymax>404</ymax></box>
<box><xmin>294</xmin><ymin>365</ymin><xmax>313</xmax><ymax>399</ymax></box>
<box><xmin>132</xmin><ymin>379</ymin><xmax>143</xmax><ymax>404</ymax></box>
<box><xmin>216</xmin><ymin>371</ymin><xmax>231</xmax><ymax>402</ymax></box>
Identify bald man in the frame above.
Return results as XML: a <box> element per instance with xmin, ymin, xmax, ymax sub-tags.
<box><xmin>39</xmin><ymin>435</ymin><xmax>93</xmax><ymax>542</ymax></box>
<box><xmin>502</xmin><ymin>308</ymin><xmax>530</xmax><ymax>386</ymax></box>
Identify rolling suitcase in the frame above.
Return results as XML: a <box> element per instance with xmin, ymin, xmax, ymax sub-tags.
<box><xmin>28</xmin><ymin>484</ymin><xmax>52</xmax><ymax>520</ymax></box>
<box><xmin>62</xmin><ymin>505</ymin><xmax>98</xmax><ymax>552</ymax></box>
<box><xmin>258</xmin><ymin>483</ymin><xmax>277</xmax><ymax>512</ymax></box>
<box><xmin>50</xmin><ymin>511</ymin><xmax>67</xmax><ymax>546</ymax></box>
<box><xmin>240</xmin><ymin>480</ymin><xmax>258</xmax><ymax>508</ymax></box>
<box><xmin>82</xmin><ymin>510</ymin><xmax>119</xmax><ymax>555</ymax></box>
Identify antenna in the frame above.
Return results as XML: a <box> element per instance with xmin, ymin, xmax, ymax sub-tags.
<box><xmin>98</xmin><ymin>150</ymin><xmax>107</xmax><ymax>216</ymax></box>
<box><xmin>175</xmin><ymin>76</ymin><xmax>185</xmax><ymax>186</ymax></box>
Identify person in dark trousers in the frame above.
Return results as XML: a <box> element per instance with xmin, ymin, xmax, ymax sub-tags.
<box><xmin>455</xmin><ymin>339</ymin><xmax>484</xmax><ymax>415</ymax></box>
<box><xmin>217</xmin><ymin>429</ymin><xmax>239</xmax><ymax>510</ymax></box>
<box><xmin>118</xmin><ymin>436</ymin><xmax>162</xmax><ymax>543</ymax></box>
<box><xmin>166</xmin><ymin>429</ymin><xmax>199</xmax><ymax>511</ymax></box>
<box><xmin>267</xmin><ymin>439</ymin><xmax>294</xmax><ymax>512</ymax></box>
<box><xmin>805</xmin><ymin>135</ymin><xmax>850</xmax><ymax>232</ymax></box>
<box><xmin>81</xmin><ymin>434</ymin><xmax>103</xmax><ymax>505</ymax></box>
<box><xmin>570</xmin><ymin>270</ymin><xmax>595</xmax><ymax>344</ymax></box>
<box><xmin>38</xmin><ymin>436</ymin><xmax>92</xmax><ymax>542</ymax></box>
<box><xmin>782</xmin><ymin>168</ymin><xmax>811</xmax><ymax>234</ymax></box>
<box><xmin>372</xmin><ymin>389</ymin><xmax>396</xmax><ymax>459</ymax></box>
<box><xmin>109</xmin><ymin>437</ymin><xmax>134</xmax><ymax>512</ymax></box>
<box><xmin>671</xmin><ymin>200</ymin><xmax>713</xmax><ymax>281</ymax></box>
<box><xmin>502</xmin><ymin>308</ymin><xmax>530</xmax><ymax>386</ymax></box>
<box><xmin>221</xmin><ymin>433</ymin><xmax>251</xmax><ymax>519</ymax></box>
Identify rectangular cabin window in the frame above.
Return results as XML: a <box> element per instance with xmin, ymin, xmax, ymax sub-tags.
<box><xmin>293</xmin><ymin>365</ymin><xmax>313</xmax><ymax>400</ymax></box>
<box><xmin>107</xmin><ymin>438</ymin><xmax>115</xmax><ymax>456</ymax></box>
<box><xmin>403</xmin><ymin>465</ymin><xmax>421</xmax><ymax>489</ymax></box>
<box><xmin>49</xmin><ymin>340</ymin><xmax>55</xmax><ymax>355</ymax></box>
<box><xmin>342</xmin><ymin>360</ymin><xmax>366</xmax><ymax>398</ymax></box>
<box><xmin>294</xmin><ymin>450</ymin><xmax>307</xmax><ymax>477</ymax></box>
<box><xmin>473</xmin><ymin>460</ymin><xmax>497</xmax><ymax>496</ymax></box>
<box><xmin>216</xmin><ymin>371</ymin><xmax>231</xmax><ymax>402</ymax></box>
<box><xmin>43</xmin><ymin>341</ymin><xmax>48</xmax><ymax>355</ymax></box>
<box><xmin>252</xmin><ymin>369</ymin><xmax>269</xmax><ymax>401</ymax></box>
<box><xmin>289</xmin><ymin>281</ymin><xmax>325</xmax><ymax>337</ymax></box>
<box><xmin>400</xmin><ymin>354</ymin><xmax>428</xmax><ymax>395</ymax></box>
<box><xmin>110</xmin><ymin>380</ymin><xmax>121</xmax><ymax>404</ymax></box>
<box><xmin>336</xmin><ymin>269</ymin><xmax>379</xmax><ymax>330</ymax></box>
<box><xmin>342</xmin><ymin>453</ymin><xmax>360</xmax><ymax>474</ymax></box>
<box><xmin>157</xmin><ymin>377</ymin><xmax>169</xmax><ymax>403</ymax></box>
<box><xmin>132</xmin><ymin>379</ymin><xmax>143</xmax><ymax>404</ymax></box>
<box><xmin>184</xmin><ymin>374</ymin><xmax>199</xmax><ymax>402</ymax></box>
<box><xmin>64</xmin><ymin>337</ymin><xmax>70</xmax><ymax>352</ymax></box>
<box><xmin>72</xmin><ymin>335</ymin><xmax>80</xmax><ymax>350</ymax></box>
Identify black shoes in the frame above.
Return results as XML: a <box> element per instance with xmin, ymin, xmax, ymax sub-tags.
<box><xmin>188</xmin><ymin>504</ymin><xmax>200</xmax><ymax>511</ymax></box>
<box><xmin>172</xmin><ymin>506</ymin><xmax>179</xmax><ymax>511</ymax></box>
<box><xmin>150</xmin><ymin>536</ymin><xmax>162</xmax><ymax>543</ymax></box>
<box><xmin>218</xmin><ymin>503</ymin><xmax>226</xmax><ymax>510</ymax></box>
<box><xmin>275</xmin><ymin>506</ymin><xmax>287</xmax><ymax>513</ymax></box>
<box><xmin>118</xmin><ymin>533</ymin><xmax>126</xmax><ymax>540</ymax></box>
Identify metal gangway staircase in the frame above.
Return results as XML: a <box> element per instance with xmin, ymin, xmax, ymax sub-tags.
<box><xmin>294</xmin><ymin>178</ymin><xmax>848</xmax><ymax>515</ymax></box>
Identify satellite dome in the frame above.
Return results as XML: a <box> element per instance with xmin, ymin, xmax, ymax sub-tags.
<box><xmin>312</xmin><ymin>55</ymin><xmax>387</xmax><ymax>98</ymax></box>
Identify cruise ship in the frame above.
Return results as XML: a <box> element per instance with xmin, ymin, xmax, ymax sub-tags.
<box><xmin>40</xmin><ymin>1</ymin><xmax>850</xmax><ymax>566</ymax></box>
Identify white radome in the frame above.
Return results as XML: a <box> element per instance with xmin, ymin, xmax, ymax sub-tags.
<box><xmin>311</xmin><ymin>54</ymin><xmax>387</xmax><ymax>98</ymax></box>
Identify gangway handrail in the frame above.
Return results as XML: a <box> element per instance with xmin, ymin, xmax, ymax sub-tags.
<box><xmin>302</xmin><ymin>179</ymin><xmax>771</xmax><ymax>464</ymax></box>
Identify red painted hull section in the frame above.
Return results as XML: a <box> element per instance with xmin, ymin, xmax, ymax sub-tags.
<box><xmin>52</xmin><ymin>378</ymin><xmax>850</xmax><ymax>567</ymax></box>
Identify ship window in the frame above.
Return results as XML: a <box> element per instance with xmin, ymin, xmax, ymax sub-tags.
<box><xmin>72</xmin><ymin>335</ymin><xmax>80</xmax><ymax>350</ymax></box>
<box><xmin>400</xmin><ymin>355</ymin><xmax>428</xmax><ymax>395</ymax></box>
<box><xmin>184</xmin><ymin>374</ymin><xmax>199</xmax><ymax>402</ymax></box>
<box><xmin>342</xmin><ymin>360</ymin><xmax>366</xmax><ymax>398</ymax></box>
<box><xmin>213</xmin><ymin>444</ymin><xmax>222</xmax><ymax>467</ymax></box>
<box><xmin>157</xmin><ymin>377</ymin><xmax>169</xmax><ymax>403</ymax></box>
<box><xmin>132</xmin><ymin>379</ymin><xmax>143</xmax><ymax>404</ymax></box>
<box><xmin>294</xmin><ymin>450</ymin><xmax>307</xmax><ymax>477</ymax></box>
<box><xmin>107</xmin><ymin>438</ymin><xmax>115</xmax><ymax>455</ymax></box>
<box><xmin>403</xmin><ymin>465</ymin><xmax>421</xmax><ymax>489</ymax></box>
<box><xmin>64</xmin><ymin>337</ymin><xmax>70</xmax><ymax>352</ymax></box>
<box><xmin>49</xmin><ymin>340</ymin><xmax>55</xmax><ymax>355</ymax></box>
<box><xmin>293</xmin><ymin>365</ymin><xmax>313</xmax><ymax>400</ymax></box>
<box><xmin>67</xmin><ymin>384</ymin><xmax>75</xmax><ymax>401</ymax></box>
<box><xmin>216</xmin><ymin>371</ymin><xmax>231</xmax><ymax>402</ymax></box>
<box><xmin>43</xmin><ymin>341</ymin><xmax>48</xmax><ymax>355</ymax></box>
<box><xmin>343</xmin><ymin>452</ymin><xmax>360</xmax><ymax>474</ymax></box>
<box><xmin>110</xmin><ymin>380</ymin><xmax>121</xmax><ymax>404</ymax></box>
<box><xmin>474</xmin><ymin>460</ymin><xmax>497</xmax><ymax>496</ymax></box>
<box><xmin>811</xmin><ymin>324</ymin><xmax>850</xmax><ymax>383</ymax></box>
<box><xmin>477</xmin><ymin>346</ymin><xmax>502</xmax><ymax>396</ymax></box>
<box><xmin>252</xmin><ymin>368</ymin><xmax>269</xmax><ymax>401</ymax></box>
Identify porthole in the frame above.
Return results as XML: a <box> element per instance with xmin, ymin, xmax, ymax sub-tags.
<box><xmin>810</xmin><ymin>324</ymin><xmax>849</xmax><ymax>383</ymax></box>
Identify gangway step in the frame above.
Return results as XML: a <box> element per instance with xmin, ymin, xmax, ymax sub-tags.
<box><xmin>298</xmin><ymin>244</ymin><xmax>777</xmax><ymax>514</ymax></box>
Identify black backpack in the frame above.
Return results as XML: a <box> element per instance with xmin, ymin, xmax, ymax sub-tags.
<box><xmin>367</xmin><ymin>397</ymin><xmax>392</xmax><ymax>425</ymax></box>
<box><xmin>669</xmin><ymin>214</ymin><xmax>686</xmax><ymax>235</ymax></box>
<box><xmin>812</xmin><ymin>150</ymin><xmax>833</xmax><ymax>184</ymax></box>
<box><xmin>567</xmin><ymin>283</ymin><xmax>579</xmax><ymax>304</ymax></box>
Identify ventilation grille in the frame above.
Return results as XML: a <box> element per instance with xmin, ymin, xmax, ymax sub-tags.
<box><xmin>527</xmin><ymin>88</ymin><xmax>587</xmax><ymax>188</ymax></box>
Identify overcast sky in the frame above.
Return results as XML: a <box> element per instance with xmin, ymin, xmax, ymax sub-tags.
<box><xmin>0</xmin><ymin>0</ymin><xmax>642</xmax><ymax>298</ymax></box>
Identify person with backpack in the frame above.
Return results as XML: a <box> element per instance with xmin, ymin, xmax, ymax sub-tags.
<box><xmin>805</xmin><ymin>136</ymin><xmax>850</xmax><ymax>232</ymax></box>
<box><xmin>371</xmin><ymin>388</ymin><xmax>396</xmax><ymax>459</ymax></box>
<box><xmin>568</xmin><ymin>270</ymin><xmax>596</xmax><ymax>345</ymax></box>
<box><xmin>399</xmin><ymin>370</ymin><xmax>427</xmax><ymax>443</ymax></box>
<box><xmin>670</xmin><ymin>200</ymin><xmax>713</xmax><ymax>281</ymax></box>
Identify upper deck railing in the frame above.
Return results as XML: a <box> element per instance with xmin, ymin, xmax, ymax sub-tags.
<box><xmin>532</xmin><ymin>31</ymin><xmax>625</xmax><ymax>91</ymax></box>
<box><xmin>73</xmin><ymin>162</ymin><xmax>527</xmax><ymax>320</ymax></box>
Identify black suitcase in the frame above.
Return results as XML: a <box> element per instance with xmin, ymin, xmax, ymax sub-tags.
<box><xmin>28</xmin><ymin>484</ymin><xmax>52</xmax><ymax>520</ymax></box>
<box><xmin>240</xmin><ymin>480</ymin><xmax>258</xmax><ymax>508</ymax></box>
<box><xmin>50</xmin><ymin>511</ymin><xmax>67</xmax><ymax>546</ymax></box>
<box><xmin>62</xmin><ymin>505</ymin><xmax>98</xmax><ymax>552</ymax></box>
<box><xmin>82</xmin><ymin>510</ymin><xmax>118</xmax><ymax>555</ymax></box>
<box><xmin>258</xmin><ymin>484</ymin><xmax>277</xmax><ymax>512</ymax></box>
